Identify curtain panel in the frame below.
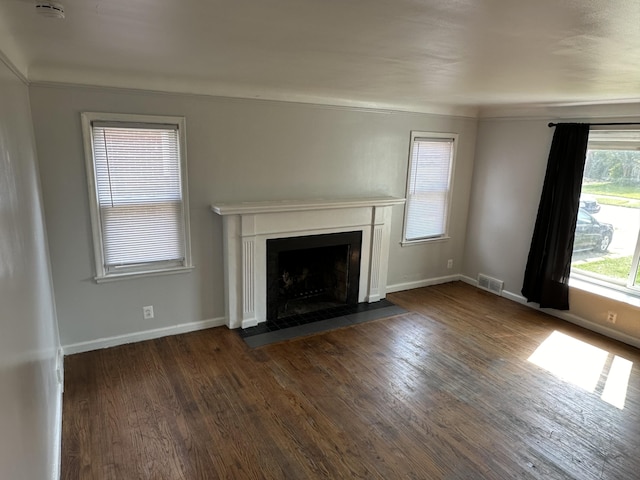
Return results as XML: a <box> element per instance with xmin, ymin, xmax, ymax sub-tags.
<box><xmin>521</xmin><ymin>123</ymin><xmax>590</xmax><ymax>309</ymax></box>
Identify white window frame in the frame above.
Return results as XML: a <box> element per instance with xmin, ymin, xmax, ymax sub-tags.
<box><xmin>81</xmin><ymin>112</ymin><xmax>193</xmax><ymax>282</ymax></box>
<box><xmin>401</xmin><ymin>131</ymin><xmax>457</xmax><ymax>245</ymax></box>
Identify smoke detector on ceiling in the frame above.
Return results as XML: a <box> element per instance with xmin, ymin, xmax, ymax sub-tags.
<box><xmin>35</xmin><ymin>2</ymin><xmax>65</xmax><ymax>19</ymax></box>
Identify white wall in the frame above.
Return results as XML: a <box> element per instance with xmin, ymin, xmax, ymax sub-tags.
<box><xmin>465</xmin><ymin>113</ymin><xmax>640</xmax><ymax>345</ymax></box>
<box><xmin>464</xmin><ymin>118</ymin><xmax>553</xmax><ymax>291</ymax></box>
<box><xmin>29</xmin><ymin>85</ymin><xmax>477</xmax><ymax>349</ymax></box>
<box><xmin>0</xmin><ymin>62</ymin><xmax>62</xmax><ymax>479</ymax></box>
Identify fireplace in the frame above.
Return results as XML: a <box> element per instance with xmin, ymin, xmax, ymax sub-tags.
<box><xmin>211</xmin><ymin>196</ymin><xmax>405</xmax><ymax>329</ymax></box>
<box><xmin>266</xmin><ymin>231</ymin><xmax>362</xmax><ymax>321</ymax></box>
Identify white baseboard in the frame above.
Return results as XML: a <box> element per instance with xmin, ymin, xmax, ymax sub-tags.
<box><xmin>63</xmin><ymin>316</ymin><xmax>226</xmax><ymax>355</ymax></box>
<box><xmin>461</xmin><ymin>276</ymin><xmax>524</xmax><ymax>304</ymax></box>
<box><xmin>459</xmin><ymin>275</ymin><xmax>477</xmax><ymax>287</ymax></box>
<box><xmin>52</xmin><ymin>376</ymin><xmax>63</xmax><ymax>480</ymax></box>
<box><xmin>500</xmin><ymin>288</ymin><xmax>640</xmax><ymax>350</ymax></box>
<box><xmin>386</xmin><ymin>274</ymin><xmax>461</xmax><ymax>294</ymax></box>
<box><xmin>500</xmin><ymin>289</ymin><xmax>526</xmax><ymax>304</ymax></box>
<box><xmin>550</xmin><ymin>310</ymin><xmax>640</xmax><ymax>349</ymax></box>
<box><xmin>53</xmin><ymin>345</ymin><xmax>64</xmax><ymax>479</ymax></box>
<box><xmin>445</xmin><ymin>277</ymin><xmax>640</xmax><ymax>349</ymax></box>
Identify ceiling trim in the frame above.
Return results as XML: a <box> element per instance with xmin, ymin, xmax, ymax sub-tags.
<box><xmin>28</xmin><ymin>77</ymin><xmax>480</xmax><ymax>119</ymax></box>
<box><xmin>479</xmin><ymin>101</ymin><xmax>640</xmax><ymax>121</ymax></box>
<box><xmin>0</xmin><ymin>46</ymin><xmax>28</xmax><ymax>85</ymax></box>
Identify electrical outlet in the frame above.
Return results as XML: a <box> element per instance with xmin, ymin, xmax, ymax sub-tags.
<box><xmin>607</xmin><ymin>311</ymin><xmax>617</xmax><ymax>323</ymax></box>
<box><xmin>143</xmin><ymin>305</ymin><xmax>154</xmax><ymax>319</ymax></box>
<box><xmin>447</xmin><ymin>259</ymin><xmax>454</xmax><ymax>269</ymax></box>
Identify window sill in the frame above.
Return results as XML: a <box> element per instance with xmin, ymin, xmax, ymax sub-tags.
<box><xmin>569</xmin><ymin>276</ymin><xmax>640</xmax><ymax>308</ymax></box>
<box><xmin>95</xmin><ymin>265</ymin><xmax>195</xmax><ymax>283</ymax></box>
<box><xmin>401</xmin><ymin>236</ymin><xmax>450</xmax><ymax>247</ymax></box>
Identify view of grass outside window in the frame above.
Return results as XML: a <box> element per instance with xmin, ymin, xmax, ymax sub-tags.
<box><xmin>571</xmin><ymin>130</ymin><xmax>640</xmax><ymax>293</ymax></box>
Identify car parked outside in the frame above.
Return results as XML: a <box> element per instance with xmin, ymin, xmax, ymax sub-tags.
<box><xmin>579</xmin><ymin>194</ymin><xmax>601</xmax><ymax>213</ymax></box>
<box><xmin>573</xmin><ymin>208</ymin><xmax>613</xmax><ymax>252</ymax></box>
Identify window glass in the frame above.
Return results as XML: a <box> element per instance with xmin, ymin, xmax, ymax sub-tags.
<box><xmin>82</xmin><ymin>113</ymin><xmax>192</xmax><ymax>281</ymax></box>
<box><xmin>571</xmin><ymin>130</ymin><xmax>640</xmax><ymax>292</ymax></box>
<box><xmin>403</xmin><ymin>132</ymin><xmax>457</xmax><ymax>243</ymax></box>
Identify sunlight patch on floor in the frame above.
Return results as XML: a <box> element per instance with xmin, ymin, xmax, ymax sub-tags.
<box><xmin>601</xmin><ymin>355</ymin><xmax>633</xmax><ymax>409</ymax></box>
<box><xmin>528</xmin><ymin>330</ymin><xmax>632</xmax><ymax>409</ymax></box>
<box><xmin>528</xmin><ymin>331</ymin><xmax>608</xmax><ymax>391</ymax></box>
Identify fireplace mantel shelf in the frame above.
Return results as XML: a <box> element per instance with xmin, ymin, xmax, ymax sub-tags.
<box><xmin>211</xmin><ymin>196</ymin><xmax>405</xmax><ymax>216</ymax></box>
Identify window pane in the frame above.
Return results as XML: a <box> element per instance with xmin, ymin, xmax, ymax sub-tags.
<box><xmin>404</xmin><ymin>136</ymin><xmax>454</xmax><ymax>241</ymax></box>
<box><xmin>101</xmin><ymin>202</ymin><xmax>185</xmax><ymax>267</ymax></box>
<box><xmin>93</xmin><ymin>127</ymin><xmax>182</xmax><ymax>206</ymax></box>
<box><xmin>89</xmin><ymin>121</ymin><xmax>188</xmax><ymax>274</ymax></box>
<box><xmin>571</xmin><ymin>132</ymin><xmax>640</xmax><ymax>291</ymax></box>
<box><xmin>406</xmin><ymin>192</ymin><xmax>446</xmax><ymax>240</ymax></box>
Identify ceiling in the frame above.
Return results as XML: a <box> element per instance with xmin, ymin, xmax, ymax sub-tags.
<box><xmin>2</xmin><ymin>0</ymin><xmax>640</xmax><ymax>115</ymax></box>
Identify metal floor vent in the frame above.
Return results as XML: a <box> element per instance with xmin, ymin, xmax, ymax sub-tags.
<box><xmin>477</xmin><ymin>274</ymin><xmax>504</xmax><ymax>295</ymax></box>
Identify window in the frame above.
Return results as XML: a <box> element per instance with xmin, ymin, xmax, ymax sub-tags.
<box><xmin>402</xmin><ymin>132</ymin><xmax>457</xmax><ymax>244</ymax></box>
<box><xmin>81</xmin><ymin>113</ymin><xmax>192</xmax><ymax>281</ymax></box>
<box><xmin>571</xmin><ymin>129</ymin><xmax>640</xmax><ymax>295</ymax></box>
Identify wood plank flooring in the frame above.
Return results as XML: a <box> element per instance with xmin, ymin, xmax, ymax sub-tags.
<box><xmin>61</xmin><ymin>282</ymin><xmax>640</xmax><ymax>479</ymax></box>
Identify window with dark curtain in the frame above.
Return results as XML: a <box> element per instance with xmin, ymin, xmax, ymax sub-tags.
<box><xmin>522</xmin><ymin>123</ymin><xmax>590</xmax><ymax>309</ymax></box>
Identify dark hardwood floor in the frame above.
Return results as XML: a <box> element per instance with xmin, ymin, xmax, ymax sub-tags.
<box><xmin>62</xmin><ymin>282</ymin><xmax>640</xmax><ymax>479</ymax></box>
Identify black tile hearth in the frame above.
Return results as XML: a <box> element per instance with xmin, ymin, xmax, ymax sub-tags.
<box><xmin>238</xmin><ymin>299</ymin><xmax>406</xmax><ymax>348</ymax></box>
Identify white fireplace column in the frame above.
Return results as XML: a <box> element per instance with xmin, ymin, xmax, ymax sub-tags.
<box><xmin>368</xmin><ymin>204</ymin><xmax>392</xmax><ymax>303</ymax></box>
<box><xmin>212</xmin><ymin>197</ymin><xmax>405</xmax><ymax>329</ymax></box>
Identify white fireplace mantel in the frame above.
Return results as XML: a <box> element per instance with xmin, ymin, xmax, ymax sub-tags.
<box><xmin>211</xmin><ymin>196</ymin><xmax>405</xmax><ymax>329</ymax></box>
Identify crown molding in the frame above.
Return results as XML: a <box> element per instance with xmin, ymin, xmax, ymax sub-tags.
<box><xmin>0</xmin><ymin>44</ymin><xmax>28</xmax><ymax>85</ymax></box>
<box><xmin>27</xmin><ymin>64</ymin><xmax>479</xmax><ymax>118</ymax></box>
<box><xmin>479</xmin><ymin>101</ymin><xmax>640</xmax><ymax>121</ymax></box>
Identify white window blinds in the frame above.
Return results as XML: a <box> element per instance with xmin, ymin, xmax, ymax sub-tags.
<box><xmin>89</xmin><ymin>120</ymin><xmax>189</xmax><ymax>276</ymax></box>
<box><xmin>404</xmin><ymin>135</ymin><xmax>455</xmax><ymax>241</ymax></box>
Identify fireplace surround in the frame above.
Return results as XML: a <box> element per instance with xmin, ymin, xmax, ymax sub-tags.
<box><xmin>211</xmin><ymin>197</ymin><xmax>405</xmax><ymax>329</ymax></box>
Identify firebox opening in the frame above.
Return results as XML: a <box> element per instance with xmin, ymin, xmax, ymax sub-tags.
<box><xmin>267</xmin><ymin>231</ymin><xmax>362</xmax><ymax>322</ymax></box>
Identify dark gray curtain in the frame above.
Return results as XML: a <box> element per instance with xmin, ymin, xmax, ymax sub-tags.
<box><xmin>521</xmin><ymin>123</ymin><xmax>590</xmax><ymax>309</ymax></box>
